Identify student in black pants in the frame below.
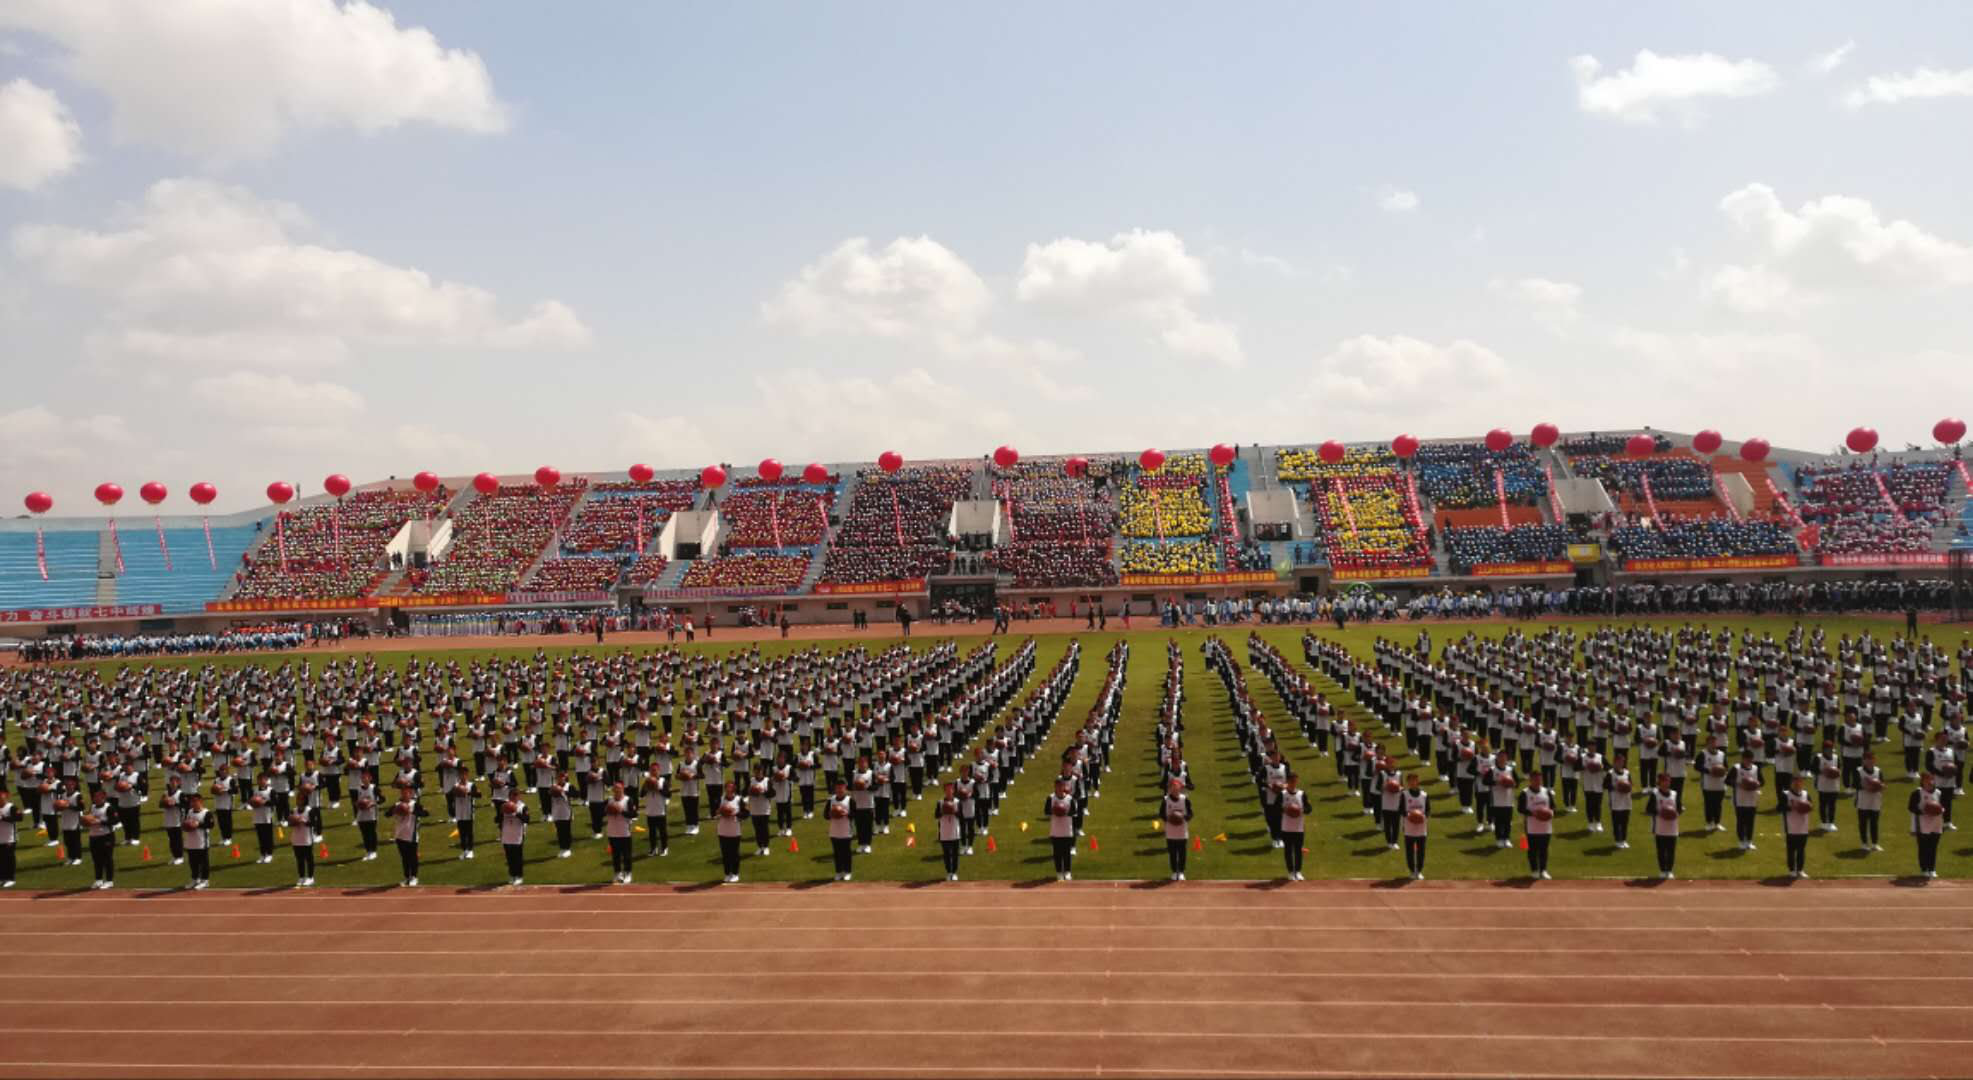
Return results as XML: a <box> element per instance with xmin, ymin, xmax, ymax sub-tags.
<box><xmin>826</xmin><ymin>785</ymin><xmax>855</xmax><ymax>881</ymax></box>
<box><xmin>1044</xmin><ymin>782</ymin><xmax>1076</xmax><ymax>881</ymax></box>
<box><xmin>1782</xmin><ymin>779</ymin><xmax>1814</xmax><ymax>880</ymax></box>
<box><xmin>0</xmin><ymin>790</ymin><xmax>20</xmax><ymax>887</ymax></box>
<box><xmin>498</xmin><ymin>800</ymin><xmax>530</xmax><ymax>886</ymax></box>
<box><xmin>1644</xmin><ymin>776</ymin><xmax>1679</xmax><ymax>880</ymax></box>
<box><xmin>387</xmin><ymin>794</ymin><xmax>426</xmax><ymax>886</ymax></box>
<box><xmin>84</xmin><ymin>791</ymin><xmax>117</xmax><ymax>889</ymax></box>
<box><xmin>1161</xmin><ymin>781</ymin><xmax>1193</xmax><ymax>881</ymax></box>
<box><xmin>181</xmin><ymin>796</ymin><xmax>211</xmax><ymax>889</ymax></box>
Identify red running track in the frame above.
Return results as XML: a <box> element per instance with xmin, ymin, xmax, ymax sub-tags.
<box><xmin>0</xmin><ymin>880</ymin><xmax>1969</xmax><ymax>1079</ymax></box>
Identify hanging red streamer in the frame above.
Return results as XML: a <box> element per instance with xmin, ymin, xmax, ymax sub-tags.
<box><xmin>890</xmin><ymin>486</ymin><xmax>904</xmax><ymax>547</ymax></box>
<box><xmin>34</xmin><ymin>526</ymin><xmax>48</xmax><ymax>581</ymax></box>
<box><xmin>202</xmin><ymin>516</ymin><xmax>217</xmax><ymax>570</ymax></box>
<box><xmin>276</xmin><ymin>513</ymin><xmax>289</xmax><ymax>574</ymax></box>
<box><xmin>153</xmin><ymin>515</ymin><xmax>172</xmax><ymax>571</ymax></box>
<box><xmin>770</xmin><ymin>492</ymin><xmax>783</xmax><ymax>550</ymax></box>
<box><xmin>107</xmin><ymin>517</ymin><xmax>125</xmax><ymax>574</ymax></box>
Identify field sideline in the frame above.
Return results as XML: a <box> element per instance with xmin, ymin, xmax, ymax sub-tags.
<box><xmin>7</xmin><ymin>614</ymin><xmax>1971</xmax><ymax>889</ymax></box>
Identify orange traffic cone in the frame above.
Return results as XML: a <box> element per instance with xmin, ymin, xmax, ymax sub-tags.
<box><xmin>905</xmin><ymin>835</ymin><xmax>916</xmax><ymax>848</ymax></box>
<box><xmin>1088</xmin><ymin>835</ymin><xmax>1099</xmax><ymax>853</ymax></box>
<box><xmin>230</xmin><ymin>843</ymin><xmax>241</xmax><ymax>859</ymax></box>
<box><xmin>318</xmin><ymin>843</ymin><xmax>330</xmax><ymax>858</ymax></box>
<box><xmin>985</xmin><ymin>835</ymin><xmax>998</xmax><ymax>853</ymax></box>
<box><xmin>1302</xmin><ymin>846</ymin><xmax>1310</xmax><ymax>855</ymax></box>
<box><xmin>1191</xmin><ymin>836</ymin><xmax>1203</xmax><ymax>853</ymax></box>
<box><xmin>1518</xmin><ymin>835</ymin><xmax>1528</xmax><ymax>851</ymax></box>
<box><xmin>787</xmin><ymin>837</ymin><xmax>800</xmax><ymax>854</ymax></box>
<box><xmin>140</xmin><ymin>844</ymin><xmax>152</xmax><ymax>862</ymax></box>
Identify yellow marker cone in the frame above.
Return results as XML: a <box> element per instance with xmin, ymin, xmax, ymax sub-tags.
<box><xmin>1212</xmin><ymin>832</ymin><xmax>1228</xmax><ymax>842</ymax></box>
<box><xmin>634</xmin><ymin>825</ymin><xmax>646</xmax><ymax>834</ymax></box>
<box><xmin>277</xmin><ymin>827</ymin><xmax>286</xmax><ymax>841</ymax></box>
<box><xmin>906</xmin><ymin>822</ymin><xmax>915</xmax><ymax>834</ymax></box>
<box><xmin>448</xmin><ymin>828</ymin><xmax>460</xmax><ymax>839</ymax></box>
<box><xmin>1018</xmin><ymin>821</ymin><xmax>1029</xmax><ymax>832</ymax></box>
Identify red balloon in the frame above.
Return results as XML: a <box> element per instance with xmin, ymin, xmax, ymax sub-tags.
<box><xmin>322</xmin><ymin>474</ymin><xmax>351</xmax><ymax>498</ymax></box>
<box><xmin>1846</xmin><ymin>426</ymin><xmax>1878</xmax><ymax>454</ymax></box>
<box><xmin>139</xmin><ymin>482</ymin><xmax>168</xmax><ymax>506</ymax></box>
<box><xmin>1625</xmin><ymin>433</ymin><xmax>1657</xmax><ymax>458</ymax></box>
<box><xmin>1739</xmin><ymin>438</ymin><xmax>1770</xmax><ymax>463</ymax></box>
<box><xmin>1391</xmin><ymin>434</ymin><xmax>1420</xmax><ymax>459</ymax></box>
<box><xmin>757</xmin><ymin>458</ymin><xmax>784</xmax><ymax>482</ymax></box>
<box><xmin>628</xmin><ymin>463</ymin><xmax>655</xmax><ymax>484</ymax></box>
<box><xmin>1530</xmin><ymin>423</ymin><xmax>1559</xmax><ymax>449</ymax></box>
<box><xmin>1208</xmin><ymin>443</ymin><xmax>1236</xmax><ymax>467</ymax></box>
<box><xmin>701</xmin><ymin>464</ymin><xmax>727</xmax><ymax>489</ymax></box>
<box><xmin>1935</xmin><ymin>418</ymin><xmax>1968</xmax><ymax>445</ymax></box>
<box><xmin>1064</xmin><ymin>456</ymin><xmax>1089</xmax><ymax>478</ymax></box>
<box><xmin>265</xmin><ymin>481</ymin><xmax>294</xmax><ymax>505</ymax></box>
<box><xmin>992</xmin><ymin>446</ymin><xmax>1019</xmax><ymax>469</ymax></box>
<box><xmin>534</xmin><ymin>466</ymin><xmax>561</xmax><ymax>489</ymax></box>
<box><xmin>472</xmin><ymin>472</ymin><xmax>500</xmax><ymax>495</ymax></box>
<box><xmin>1139</xmin><ymin>448</ymin><xmax>1165</xmax><ymax>472</ymax></box>
<box><xmin>802</xmin><ymin>462</ymin><xmax>829</xmax><ymax>485</ymax></box>
<box><xmin>94</xmin><ymin>483</ymin><xmax>123</xmax><ymax>507</ymax></box>
<box><xmin>189</xmin><ymin>483</ymin><xmax>217</xmax><ymax>506</ymax></box>
<box><xmin>1692</xmin><ymin>429</ymin><xmax>1723</xmax><ymax>455</ymax></box>
<box><xmin>412</xmin><ymin>471</ymin><xmax>440</xmax><ymax>493</ymax></box>
<box><xmin>24</xmin><ymin>491</ymin><xmax>52</xmax><ymax>515</ymax></box>
<box><xmin>1484</xmin><ymin>429</ymin><xmax>1513</xmax><ymax>453</ymax></box>
<box><xmin>1318</xmin><ymin>440</ymin><xmax>1346</xmax><ymax>465</ymax></box>
<box><xmin>877</xmin><ymin>451</ymin><xmax>904</xmax><ymax>475</ymax></box>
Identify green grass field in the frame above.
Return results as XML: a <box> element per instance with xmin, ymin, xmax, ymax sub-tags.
<box><xmin>9</xmin><ymin>615</ymin><xmax>1971</xmax><ymax>888</ymax></box>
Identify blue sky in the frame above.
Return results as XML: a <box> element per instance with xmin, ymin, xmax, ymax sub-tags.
<box><xmin>3</xmin><ymin>2</ymin><xmax>1971</xmax><ymax>512</ymax></box>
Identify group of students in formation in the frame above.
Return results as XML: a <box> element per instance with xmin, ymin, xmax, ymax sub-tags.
<box><xmin>1206</xmin><ymin>621</ymin><xmax>1963</xmax><ymax>882</ymax></box>
<box><xmin>0</xmin><ymin>631</ymin><xmax>1153</xmax><ymax>890</ymax></box>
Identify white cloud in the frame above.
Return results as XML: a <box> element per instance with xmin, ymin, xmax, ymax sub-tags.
<box><xmin>0</xmin><ymin>0</ymin><xmax>506</xmax><ymax>160</ymax></box>
<box><xmin>1809</xmin><ymin>41</ymin><xmax>1854</xmax><ymax>76</ymax></box>
<box><xmin>394</xmin><ymin>423</ymin><xmax>487</xmax><ymax>465</ymax></box>
<box><xmin>0</xmin><ymin>403</ymin><xmax>131</xmax><ymax>472</ymax></box>
<box><xmin>1377</xmin><ymin>189</ymin><xmax>1419</xmax><ymax>214</ymax></box>
<box><xmin>1017</xmin><ymin>229</ymin><xmax>1244</xmax><ymax>368</ymax></box>
<box><xmin>1716</xmin><ymin>183</ymin><xmax>1973</xmax><ymax>292</ymax></box>
<box><xmin>1491</xmin><ymin>276</ymin><xmax>1582</xmax><ymax>309</ymax></box>
<box><xmin>0</xmin><ymin>78</ymin><xmax>82</xmax><ymax>190</ymax></box>
<box><xmin>762</xmin><ymin>235</ymin><xmax>991</xmax><ymax>339</ymax></box>
<box><xmin>941</xmin><ymin>334</ymin><xmax>1093</xmax><ymax>403</ymax></box>
<box><xmin>191</xmin><ymin>371</ymin><xmax>365</xmax><ymax>420</ymax></box>
<box><xmin>1570</xmin><ymin>50</ymin><xmax>1778</xmax><ymax>124</ymax></box>
<box><xmin>13</xmin><ymin>178</ymin><xmax>592</xmax><ymax>365</ymax></box>
<box><xmin>1702</xmin><ymin>263</ymin><xmax>1810</xmax><ymax>315</ymax></box>
<box><xmin>1311</xmin><ymin>335</ymin><xmax>1508</xmax><ymax>413</ymax></box>
<box><xmin>614</xmin><ymin>411</ymin><xmax>716</xmax><ymax>468</ymax></box>
<box><xmin>1843</xmin><ymin>66</ymin><xmax>1973</xmax><ymax>109</ymax></box>
<box><xmin>1237</xmin><ymin>249</ymin><xmax>1299</xmax><ymax>277</ymax></box>
<box><xmin>750</xmin><ymin>367</ymin><xmax>1018</xmax><ymax>457</ymax></box>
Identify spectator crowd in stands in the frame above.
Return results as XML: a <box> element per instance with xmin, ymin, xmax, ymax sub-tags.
<box><xmin>819</xmin><ymin>465</ymin><xmax>970</xmax><ymax>583</ymax></box>
<box><xmin>1415</xmin><ymin>441</ymin><xmax>1547</xmax><ymax>509</ymax></box>
<box><xmin>233</xmin><ymin>487</ymin><xmax>448</xmax><ymax>601</ymax></box>
<box><xmin>415</xmin><ymin>481</ymin><xmax>585</xmax><ymax>594</ymax></box>
<box><xmin>1443</xmin><ymin>524</ymin><xmax>1570</xmax><ymax>574</ymax></box>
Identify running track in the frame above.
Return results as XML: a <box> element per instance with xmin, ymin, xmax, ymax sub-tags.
<box><xmin>1</xmin><ymin>881</ymin><xmax>1969</xmax><ymax>1079</ymax></box>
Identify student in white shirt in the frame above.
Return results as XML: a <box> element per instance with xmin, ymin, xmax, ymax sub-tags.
<box><xmin>1161</xmin><ymin>779</ymin><xmax>1194</xmax><ymax>881</ymax></box>
<box><xmin>1854</xmin><ymin>751</ymin><xmax>1886</xmax><ymax>852</ymax></box>
<box><xmin>0</xmin><ymin>790</ymin><xmax>20</xmax><ymax>888</ymax></box>
<box><xmin>1517</xmin><ymin>778</ymin><xmax>1556</xmax><ymax>880</ymax></box>
<box><xmin>387</xmin><ymin>791</ymin><xmax>428</xmax><ymax>886</ymax></box>
<box><xmin>498</xmin><ymin>799</ymin><xmax>531</xmax><ymax>886</ymax></box>
<box><xmin>1910</xmin><ymin>772</ymin><xmax>1946</xmax><ymax>878</ymax></box>
<box><xmin>180</xmin><ymin>794</ymin><xmax>211</xmax><ymax>889</ymax></box>
<box><xmin>1043</xmin><ymin>780</ymin><xmax>1076</xmax><ymax>881</ymax></box>
<box><xmin>714</xmin><ymin>787</ymin><xmax>746</xmax><ymax>883</ymax></box>
<box><xmin>826</xmin><ymin>783</ymin><xmax>855</xmax><ymax>881</ymax></box>
<box><xmin>603</xmin><ymin>783</ymin><xmax>635</xmax><ymax>884</ymax></box>
<box><xmin>1399</xmin><ymin>774</ymin><xmax>1430</xmax><ymax>881</ymax></box>
<box><xmin>1782</xmin><ymin>776</ymin><xmax>1815</xmax><ymax>879</ymax></box>
<box><xmin>936</xmin><ymin>782</ymin><xmax>965</xmax><ymax>881</ymax></box>
<box><xmin>1643</xmin><ymin>774</ymin><xmax>1680</xmax><ymax>880</ymax></box>
<box><xmin>1278</xmin><ymin>774</ymin><xmax>1312</xmax><ymax>881</ymax></box>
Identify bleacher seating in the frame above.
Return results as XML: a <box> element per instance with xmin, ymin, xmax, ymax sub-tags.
<box><xmin>1415</xmin><ymin>441</ymin><xmax>1547</xmax><ymax>509</ymax></box>
<box><xmin>520</xmin><ymin>556</ymin><xmax>623</xmax><ymax>592</ymax></box>
<box><xmin>416</xmin><ymin>482</ymin><xmax>584</xmax><ymax>594</ymax></box>
<box><xmin>1571</xmin><ymin>454</ymin><xmax>1714</xmax><ymax>500</ymax></box>
<box><xmin>626</xmin><ymin>553</ymin><xmax>670</xmax><ymax>585</ymax></box>
<box><xmin>1444</xmin><ymin>525</ymin><xmax>1568</xmax><ymax>574</ymax></box>
<box><xmin>1277</xmin><ymin>445</ymin><xmax>1397</xmax><ymax>482</ymax></box>
<box><xmin>819</xmin><ymin>465</ymin><xmax>970</xmax><ymax>584</ymax></box>
<box><xmin>680</xmin><ymin>553</ymin><xmax>809</xmax><ymax>591</ymax></box>
<box><xmin>983</xmin><ymin>459</ymin><xmax>1120</xmax><ymax>587</ymax></box>
<box><xmin>1119</xmin><ymin>539</ymin><xmax>1218</xmax><ymax>575</ymax></box>
<box><xmin>1796</xmin><ymin>461</ymin><xmax>1950</xmax><ymax>555</ymax></box>
<box><xmin>562</xmin><ymin>488</ymin><xmax>692</xmax><ymax>554</ymax></box>
<box><xmin>234</xmin><ymin>488</ymin><xmax>447</xmax><ymax>600</ymax></box>
<box><xmin>1313</xmin><ymin>474</ymin><xmax>1432</xmax><ymax>573</ymax></box>
<box><xmin>0</xmin><ymin>529</ymin><xmax>101</xmax><ymax>609</ymax></box>
<box><xmin>115</xmin><ymin>525</ymin><xmax>259</xmax><ymax>611</ymax></box>
<box><xmin>1610</xmin><ymin>521</ymin><xmax>1798</xmax><ymax>560</ymax></box>
<box><xmin>718</xmin><ymin>486</ymin><xmax>836</xmax><ymax>549</ymax></box>
<box><xmin>1560</xmin><ymin>433</ymin><xmax>1671</xmax><ymax>456</ymax></box>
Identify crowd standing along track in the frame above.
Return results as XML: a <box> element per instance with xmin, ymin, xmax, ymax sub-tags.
<box><xmin>0</xmin><ymin>882</ymin><xmax>1969</xmax><ymax>1079</ymax></box>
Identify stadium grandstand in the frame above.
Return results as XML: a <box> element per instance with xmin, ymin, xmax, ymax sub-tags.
<box><xmin>2</xmin><ymin>429</ymin><xmax>1968</xmax><ymax>632</ymax></box>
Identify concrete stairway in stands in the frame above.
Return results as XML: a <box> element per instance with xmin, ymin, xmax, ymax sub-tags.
<box><xmin>96</xmin><ymin>529</ymin><xmax>116</xmax><ymax>603</ymax></box>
